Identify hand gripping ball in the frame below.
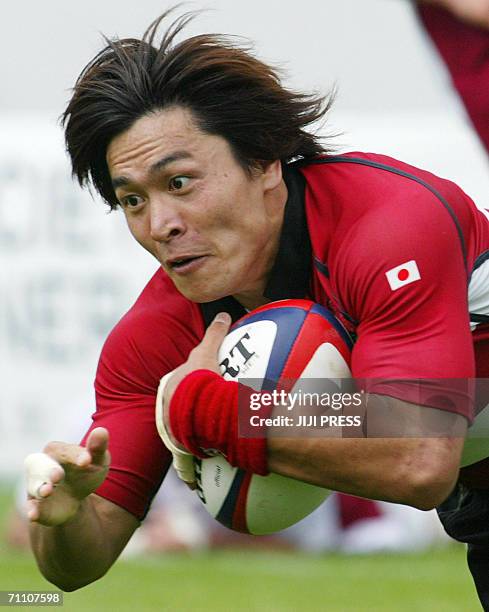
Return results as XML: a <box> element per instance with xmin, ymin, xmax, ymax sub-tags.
<box><xmin>195</xmin><ymin>299</ymin><xmax>354</xmax><ymax>535</ymax></box>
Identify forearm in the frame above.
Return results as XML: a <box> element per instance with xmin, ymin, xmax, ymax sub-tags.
<box><xmin>165</xmin><ymin>372</ymin><xmax>466</xmax><ymax>509</ymax></box>
<box><xmin>30</xmin><ymin>494</ymin><xmax>131</xmax><ymax>591</ymax></box>
<box><xmin>268</xmin><ymin>436</ymin><xmax>461</xmax><ymax>510</ymax></box>
<box><xmin>268</xmin><ymin>394</ymin><xmax>466</xmax><ymax>509</ymax></box>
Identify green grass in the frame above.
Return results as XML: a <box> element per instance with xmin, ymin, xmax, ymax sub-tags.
<box><xmin>0</xmin><ymin>485</ymin><xmax>481</xmax><ymax>611</ymax></box>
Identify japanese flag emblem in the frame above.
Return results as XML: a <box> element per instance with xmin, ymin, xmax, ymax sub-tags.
<box><xmin>385</xmin><ymin>260</ymin><xmax>421</xmax><ymax>291</ymax></box>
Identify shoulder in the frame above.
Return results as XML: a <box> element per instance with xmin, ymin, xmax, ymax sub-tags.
<box><xmin>335</xmin><ymin>187</ymin><xmax>469</xmax><ymax>315</ymax></box>
<box><xmin>303</xmin><ymin>156</ymin><xmax>473</xmax><ymax>323</ymax></box>
<box><xmin>300</xmin><ymin>152</ymin><xmax>468</xmax><ymax>199</ymax></box>
<box><xmin>97</xmin><ymin>268</ymin><xmax>205</xmax><ymax>394</ymax></box>
<box><xmin>302</xmin><ymin>152</ymin><xmax>474</xmax><ymax>264</ymax></box>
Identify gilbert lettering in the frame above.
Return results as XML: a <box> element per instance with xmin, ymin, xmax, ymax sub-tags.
<box><xmin>219</xmin><ymin>333</ymin><xmax>255</xmax><ymax>378</ymax></box>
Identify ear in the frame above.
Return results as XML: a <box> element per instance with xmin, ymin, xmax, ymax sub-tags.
<box><xmin>261</xmin><ymin>160</ymin><xmax>283</xmax><ymax>192</ymax></box>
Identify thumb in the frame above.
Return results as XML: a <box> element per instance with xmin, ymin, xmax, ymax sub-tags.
<box><xmin>201</xmin><ymin>312</ymin><xmax>232</xmax><ymax>352</ymax></box>
<box><xmin>85</xmin><ymin>427</ymin><xmax>110</xmax><ymax>467</ymax></box>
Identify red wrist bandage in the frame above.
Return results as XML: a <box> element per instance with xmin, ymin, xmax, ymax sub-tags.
<box><xmin>169</xmin><ymin>370</ymin><xmax>269</xmax><ymax>476</ymax></box>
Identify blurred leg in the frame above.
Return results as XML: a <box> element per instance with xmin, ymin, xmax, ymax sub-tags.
<box><xmin>468</xmin><ymin>543</ymin><xmax>489</xmax><ymax>610</ymax></box>
<box><xmin>438</xmin><ymin>483</ymin><xmax>489</xmax><ymax>610</ymax></box>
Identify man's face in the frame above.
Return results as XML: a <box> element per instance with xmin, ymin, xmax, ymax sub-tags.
<box><xmin>107</xmin><ymin>107</ymin><xmax>286</xmax><ymax>306</ymax></box>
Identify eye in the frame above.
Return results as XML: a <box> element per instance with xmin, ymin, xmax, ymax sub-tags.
<box><xmin>168</xmin><ymin>176</ymin><xmax>191</xmax><ymax>192</ymax></box>
<box><xmin>120</xmin><ymin>194</ymin><xmax>144</xmax><ymax>210</ymax></box>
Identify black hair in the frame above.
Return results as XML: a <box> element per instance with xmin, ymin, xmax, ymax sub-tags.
<box><xmin>62</xmin><ymin>7</ymin><xmax>334</xmax><ymax>209</ymax></box>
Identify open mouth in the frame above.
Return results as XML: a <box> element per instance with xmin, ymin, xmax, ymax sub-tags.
<box><xmin>170</xmin><ymin>255</ymin><xmax>206</xmax><ymax>270</ymax></box>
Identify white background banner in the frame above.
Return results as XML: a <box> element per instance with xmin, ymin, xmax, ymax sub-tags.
<box><xmin>0</xmin><ymin>115</ymin><xmax>158</xmax><ymax>475</ymax></box>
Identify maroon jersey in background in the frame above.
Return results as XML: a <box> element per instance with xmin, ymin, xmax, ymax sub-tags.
<box><xmin>416</xmin><ymin>3</ymin><xmax>489</xmax><ymax>155</ymax></box>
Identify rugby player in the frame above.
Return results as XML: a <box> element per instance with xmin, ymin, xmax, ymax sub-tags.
<box><xmin>24</xmin><ymin>9</ymin><xmax>489</xmax><ymax>606</ymax></box>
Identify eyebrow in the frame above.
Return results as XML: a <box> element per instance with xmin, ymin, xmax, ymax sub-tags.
<box><xmin>111</xmin><ymin>151</ymin><xmax>193</xmax><ymax>190</ymax></box>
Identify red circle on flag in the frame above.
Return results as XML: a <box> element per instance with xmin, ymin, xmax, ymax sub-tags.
<box><xmin>397</xmin><ymin>269</ymin><xmax>409</xmax><ymax>282</ymax></box>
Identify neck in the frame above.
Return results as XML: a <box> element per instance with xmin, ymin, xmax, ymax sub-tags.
<box><xmin>233</xmin><ymin>293</ymin><xmax>272</xmax><ymax>311</ymax></box>
<box><xmin>234</xmin><ymin>179</ymin><xmax>288</xmax><ymax>312</ymax></box>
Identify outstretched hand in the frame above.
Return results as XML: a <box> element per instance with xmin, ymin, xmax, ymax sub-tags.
<box><xmin>25</xmin><ymin>427</ymin><xmax>111</xmax><ymax>526</ymax></box>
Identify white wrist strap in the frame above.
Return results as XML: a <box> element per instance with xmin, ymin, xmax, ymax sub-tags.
<box><xmin>155</xmin><ymin>371</ymin><xmax>196</xmax><ymax>484</ymax></box>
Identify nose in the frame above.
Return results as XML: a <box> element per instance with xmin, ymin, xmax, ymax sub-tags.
<box><xmin>149</xmin><ymin>199</ymin><xmax>186</xmax><ymax>242</ymax></box>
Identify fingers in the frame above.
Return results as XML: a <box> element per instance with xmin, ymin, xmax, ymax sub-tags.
<box><xmin>24</xmin><ymin>431</ymin><xmax>110</xmax><ymax>504</ymax></box>
<box><xmin>198</xmin><ymin>312</ymin><xmax>232</xmax><ymax>354</ymax></box>
<box><xmin>24</xmin><ymin>432</ymin><xmax>111</xmax><ymax>526</ymax></box>
<box><xmin>42</xmin><ymin>429</ymin><xmax>110</xmax><ymax>469</ymax></box>
<box><xmin>37</xmin><ymin>482</ymin><xmax>55</xmax><ymax>498</ymax></box>
<box><xmin>24</xmin><ymin>453</ymin><xmax>65</xmax><ymax>499</ymax></box>
<box><xmin>212</xmin><ymin>311</ymin><xmax>232</xmax><ymax>328</ymax></box>
<box><xmin>26</xmin><ymin>486</ymin><xmax>83</xmax><ymax>527</ymax></box>
<box><xmin>26</xmin><ymin>498</ymin><xmax>40</xmax><ymax>522</ymax></box>
<box><xmin>84</xmin><ymin>427</ymin><xmax>110</xmax><ymax>467</ymax></box>
<box><xmin>43</xmin><ymin>440</ymin><xmax>91</xmax><ymax>467</ymax></box>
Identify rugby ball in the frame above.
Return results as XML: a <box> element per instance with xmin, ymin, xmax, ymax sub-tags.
<box><xmin>195</xmin><ymin>299</ymin><xmax>353</xmax><ymax>535</ymax></box>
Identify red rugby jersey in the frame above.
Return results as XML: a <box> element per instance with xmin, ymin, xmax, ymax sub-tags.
<box><xmin>301</xmin><ymin>154</ymin><xmax>489</xmax><ymax>410</ymax></box>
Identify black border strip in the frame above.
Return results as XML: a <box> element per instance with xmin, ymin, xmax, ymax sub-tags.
<box><xmin>470</xmin><ymin>250</ymin><xmax>489</xmax><ymax>322</ymax></box>
<box><xmin>313</xmin><ymin>256</ymin><xmax>330</xmax><ymax>278</ymax></box>
<box><xmin>470</xmin><ymin>313</ymin><xmax>489</xmax><ymax>323</ymax></box>
<box><xmin>473</xmin><ymin>250</ymin><xmax>489</xmax><ymax>272</ymax></box>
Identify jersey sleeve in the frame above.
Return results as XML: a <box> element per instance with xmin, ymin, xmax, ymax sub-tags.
<box><xmin>338</xmin><ymin>188</ymin><xmax>475</xmax><ymax>419</ymax></box>
<box><xmin>82</xmin><ymin>299</ymin><xmax>202</xmax><ymax>520</ymax></box>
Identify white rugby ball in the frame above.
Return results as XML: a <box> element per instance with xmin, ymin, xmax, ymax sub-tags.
<box><xmin>195</xmin><ymin>299</ymin><xmax>353</xmax><ymax>534</ymax></box>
